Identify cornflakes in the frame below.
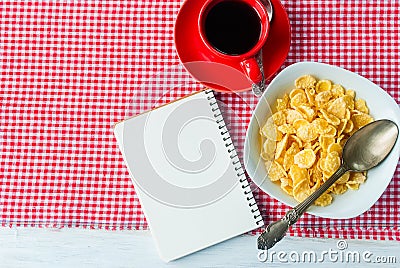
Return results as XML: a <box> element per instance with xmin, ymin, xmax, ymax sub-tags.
<box><xmin>290</xmin><ymin>92</ymin><xmax>308</xmax><ymax>108</ymax></box>
<box><xmin>320</xmin><ymin>108</ymin><xmax>341</xmax><ymax>125</ymax></box>
<box><xmin>296</xmin><ymin>105</ymin><xmax>316</xmax><ymax>121</ymax></box>
<box><xmin>297</xmin><ymin>124</ymin><xmax>318</xmax><ymax>142</ymax></box>
<box><xmin>260</xmin><ymin>117</ymin><xmax>280</xmax><ymax>141</ymax></box>
<box><xmin>261</xmin><ymin>75</ymin><xmax>373</xmax><ymax>206</ymax></box>
<box><xmin>275</xmin><ymin>134</ymin><xmax>289</xmax><ymax>159</ymax></box>
<box><xmin>315</xmin><ymin>91</ymin><xmax>332</xmax><ymax>104</ymax></box>
<box><xmin>278</xmin><ymin>124</ymin><xmax>296</xmax><ymax>135</ymax></box>
<box><xmin>331</xmin><ymin>84</ymin><xmax>345</xmax><ymax>97</ymax></box>
<box><xmin>323</xmin><ymin>152</ymin><xmax>341</xmax><ymax>177</ymax></box>
<box><xmin>286</xmin><ymin>109</ymin><xmax>303</xmax><ymax>124</ymax></box>
<box><xmin>289</xmin><ymin>165</ymin><xmax>309</xmax><ymax>188</ymax></box>
<box><xmin>327</xmin><ymin>143</ymin><xmax>342</xmax><ymax>155</ymax></box>
<box><xmin>276</xmin><ymin>94</ymin><xmax>289</xmax><ymax>111</ymax></box>
<box><xmin>314</xmin><ymin>193</ymin><xmax>333</xmax><ymax>206</ymax></box>
<box><xmin>272</xmin><ymin>110</ymin><xmax>286</xmax><ymax>126</ymax></box>
<box><xmin>316</xmin><ymin>80</ymin><xmax>332</xmax><ymax>93</ymax></box>
<box><xmin>268</xmin><ymin>161</ymin><xmax>287</xmax><ymax>182</ymax></box>
<box><xmin>293</xmin><ymin>179</ymin><xmax>311</xmax><ymax>202</ymax></box>
<box><xmin>294</xmin><ymin>149</ymin><xmax>316</xmax><ymax>169</ymax></box>
<box><xmin>293</xmin><ymin>119</ymin><xmax>309</xmax><ymax>129</ymax></box>
<box><xmin>261</xmin><ymin>138</ymin><xmax>275</xmax><ymax>160</ymax></box>
<box><xmin>351</xmin><ymin>113</ymin><xmax>374</xmax><ymax>129</ymax></box>
<box><xmin>295</xmin><ymin>75</ymin><xmax>316</xmax><ymax>89</ymax></box>
<box><xmin>327</xmin><ymin>97</ymin><xmax>347</xmax><ymax>119</ymax></box>
<box><xmin>355</xmin><ymin>99</ymin><xmax>369</xmax><ymax>114</ymax></box>
<box><xmin>283</xmin><ymin>142</ymin><xmax>300</xmax><ymax>171</ymax></box>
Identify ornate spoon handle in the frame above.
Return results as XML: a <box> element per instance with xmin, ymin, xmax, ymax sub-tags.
<box><xmin>257</xmin><ymin>165</ymin><xmax>349</xmax><ymax>250</ymax></box>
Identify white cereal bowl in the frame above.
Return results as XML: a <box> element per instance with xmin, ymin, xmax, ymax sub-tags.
<box><xmin>244</xmin><ymin>61</ymin><xmax>400</xmax><ymax>219</ymax></box>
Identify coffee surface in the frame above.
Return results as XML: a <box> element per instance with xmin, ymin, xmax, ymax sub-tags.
<box><xmin>204</xmin><ymin>1</ymin><xmax>262</xmax><ymax>55</ymax></box>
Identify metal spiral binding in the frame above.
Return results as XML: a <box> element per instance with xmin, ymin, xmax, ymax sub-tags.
<box><xmin>204</xmin><ymin>89</ymin><xmax>263</xmax><ymax>226</ymax></box>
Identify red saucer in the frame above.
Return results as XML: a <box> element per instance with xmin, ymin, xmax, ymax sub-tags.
<box><xmin>174</xmin><ymin>0</ymin><xmax>291</xmax><ymax>93</ymax></box>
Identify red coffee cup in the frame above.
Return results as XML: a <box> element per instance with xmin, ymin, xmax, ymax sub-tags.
<box><xmin>198</xmin><ymin>0</ymin><xmax>270</xmax><ymax>84</ymax></box>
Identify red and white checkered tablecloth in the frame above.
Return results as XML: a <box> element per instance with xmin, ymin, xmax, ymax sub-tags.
<box><xmin>1</xmin><ymin>1</ymin><xmax>399</xmax><ymax>240</ymax></box>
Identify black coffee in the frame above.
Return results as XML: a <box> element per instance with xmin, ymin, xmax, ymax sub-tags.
<box><xmin>204</xmin><ymin>0</ymin><xmax>261</xmax><ymax>55</ymax></box>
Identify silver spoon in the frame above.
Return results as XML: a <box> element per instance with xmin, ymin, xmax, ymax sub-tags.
<box><xmin>257</xmin><ymin>119</ymin><xmax>399</xmax><ymax>250</ymax></box>
<box><xmin>263</xmin><ymin>0</ymin><xmax>274</xmax><ymax>22</ymax></box>
<box><xmin>252</xmin><ymin>0</ymin><xmax>273</xmax><ymax>96</ymax></box>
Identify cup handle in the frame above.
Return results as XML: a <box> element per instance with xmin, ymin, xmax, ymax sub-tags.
<box><xmin>240</xmin><ymin>57</ymin><xmax>262</xmax><ymax>84</ymax></box>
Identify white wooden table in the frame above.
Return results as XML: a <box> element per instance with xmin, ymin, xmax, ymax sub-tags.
<box><xmin>1</xmin><ymin>228</ymin><xmax>398</xmax><ymax>267</ymax></box>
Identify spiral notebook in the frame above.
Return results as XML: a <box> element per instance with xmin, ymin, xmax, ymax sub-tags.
<box><xmin>114</xmin><ymin>90</ymin><xmax>263</xmax><ymax>262</ymax></box>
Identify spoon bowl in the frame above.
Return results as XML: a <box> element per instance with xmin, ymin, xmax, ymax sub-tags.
<box><xmin>343</xmin><ymin>119</ymin><xmax>399</xmax><ymax>171</ymax></box>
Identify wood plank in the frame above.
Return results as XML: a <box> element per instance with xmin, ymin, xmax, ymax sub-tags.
<box><xmin>0</xmin><ymin>228</ymin><xmax>398</xmax><ymax>267</ymax></box>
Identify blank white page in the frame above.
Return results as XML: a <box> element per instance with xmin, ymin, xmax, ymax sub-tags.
<box><xmin>114</xmin><ymin>90</ymin><xmax>263</xmax><ymax>262</ymax></box>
